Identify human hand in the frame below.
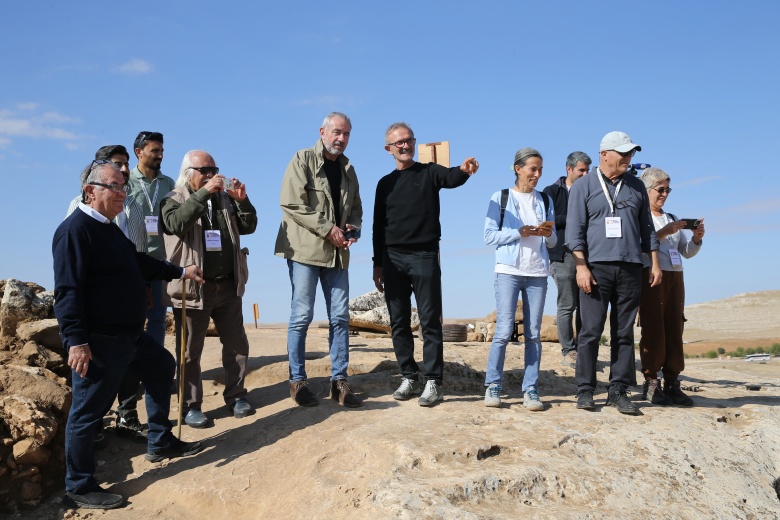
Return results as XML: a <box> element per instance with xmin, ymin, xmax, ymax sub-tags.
<box><xmin>226</xmin><ymin>178</ymin><xmax>247</xmax><ymax>201</ymax></box>
<box><xmin>342</xmin><ymin>224</ymin><xmax>358</xmax><ymax>249</ymax></box>
<box><xmin>68</xmin><ymin>344</ymin><xmax>92</xmax><ymax>378</ymax></box>
<box><xmin>576</xmin><ymin>265</ymin><xmax>597</xmax><ymax>294</ymax></box>
<box><xmin>460</xmin><ymin>157</ymin><xmax>479</xmax><ymax>175</ymax></box>
<box><xmin>693</xmin><ymin>218</ymin><xmax>705</xmax><ymax>244</ymax></box>
<box><xmin>373</xmin><ymin>267</ymin><xmax>384</xmax><ymax>293</ymax></box>
<box><xmin>657</xmin><ymin>220</ymin><xmax>686</xmax><ymax>240</ymax></box>
<box><xmin>326</xmin><ymin>225</ymin><xmax>346</xmax><ymax>248</ymax></box>
<box><xmin>183</xmin><ymin>265</ymin><xmax>204</xmax><ymax>283</ymax></box>
<box><xmin>520</xmin><ymin>225</ymin><xmax>536</xmax><ymax>237</ymax></box>
<box><xmin>204</xmin><ymin>175</ymin><xmax>226</xmax><ymax>194</ymax></box>
<box><xmin>649</xmin><ymin>264</ymin><xmax>663</xmax><ymax>287</ymax></box>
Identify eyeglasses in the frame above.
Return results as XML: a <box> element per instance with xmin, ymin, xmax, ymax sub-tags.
<box><xmin>187</xmin><ymin>166</ymin><xmax>220</xmax><ymax>176</ymax></box>
<box><xmin>134</xmin><ymin>131</ymin><xmax>164</xmax><ymax>149</ymax></box>
<box><xmin>652</xmin><ymin>187</ymin><xmax>672</xmax><ymax>195</ymax></box>
<box><xmin>387</xmin><ymin>138</ymin><xmax>416</xmax><ymax>148</ymax></box>
<box><xmin>613</xmin><ymin>149</ymin><xmax>636</xmax><ymax>158</ymax></box>
<box><xmin>89</xmin><ymin>181</ymin><xmax>130</xmax><ymax>194</ymax></box>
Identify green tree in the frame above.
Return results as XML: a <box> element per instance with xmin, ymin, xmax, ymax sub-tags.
<box><xmin>717</xmin><ymin>347</ymin><xmax>725</xmax><ymax>355</ymax></box>
<box><xmin>705</xmin><ymin>350</ymin><xmax>718</xmax><ymax>359</ymax></box>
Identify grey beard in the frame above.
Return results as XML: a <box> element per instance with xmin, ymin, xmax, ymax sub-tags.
<box><xmin>324</xmin><ymin>143</ymin><xmax>343</xmax><ymax>156</ymax></box>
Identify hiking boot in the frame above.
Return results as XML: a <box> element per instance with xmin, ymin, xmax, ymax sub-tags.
<box><xmin>664</xmin><ymin>379</ymin><xmax>694</xmax><ymax>407</ymax></box>
<box><xmin>145</xmin><ymin>436</ymin><xmax>203</xmax><ymax>463</ymax></box>
<box><xmin>290</xmin><ymin>380</ymin><xmax>319</xmax><ymax>407</ymax></box>
<box><xmin>576</xmin><ymin>390</ymin><xmax>596</xmax><ymax>410</ymax></box>
<box><xmin>605</xmin><ymin>387</ymin><xmax>640</xmax><ymax>415</ymax></box>
<box><xmin>65</xmin><ymin>486</ymin><xmax>124</xmax><ymax>509</ymax></box>
<box><xmin>392</xmin><ymin>377</ymin><xmax>423</xmax><ymax>400</ymax></box>
<box><xmin>561</xmin><ymin>351</ymin><xmax>577</xmax><ymax>368</ymax></box>
<box><xmin>418</xmin><ymin>380</ymin><xmax>443</xmax><ymax>407</ymax></box>
<box><xmin>331</xmin><ymin>379</ymin><xmax>362</xmax><ymax>408</ymax></box>
<box><xmin>115</xmin><ymin>410</ymin><xmax>148</xmax><ymax>442</ymax></box>
<box><xmin>484</xmin><ymin>384</ymin><xmax>501</xmax><ymax>407</ymax></box>
<box><xmin>644</xmin><ymin>378</ymin><xmax>673</xmax><ymax>405</ymax></box>
<box><xmin>523</xmin><ymin>389</ymin><xmax>544</xmax><ymax>411</ymax></box>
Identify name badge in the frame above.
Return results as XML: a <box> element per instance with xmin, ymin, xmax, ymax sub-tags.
<box><xmin>145</xmin><ymin>216</ymin><xmax>159</xmax><ymax>236</ymax></box>
<box><xmin>605</xmin><ymin>217</ymin><xmax>622</xmax><ymax>238</ymax></box>
<box><xmin>669</xmin><ymin>249</ymin><xmax>682</xmax><ymax>267</ymax></box>
<box><xmin>205</xmin><ymin>230</ymin><xmax>222</xmax><ymax>251</ymax></box>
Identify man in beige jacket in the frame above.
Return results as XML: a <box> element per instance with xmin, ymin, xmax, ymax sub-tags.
<box><xmin>275</xmin><ymin>112</ymin><xmax>362</xmax><ymax>408</ymax></box>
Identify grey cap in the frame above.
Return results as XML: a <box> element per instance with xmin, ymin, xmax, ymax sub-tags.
<box><xmin>600</xmin><ymin>131</ymin><xmax>642</xmax><ymax>153</ymax></box>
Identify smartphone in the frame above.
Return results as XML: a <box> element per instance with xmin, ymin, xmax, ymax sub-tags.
<box><xmin>343</xmin><ymin>227</ymin><xmax>361</xmax><ymax>240</ymax></box>
<box><xmin>682</xmin><ymin>218</ymin><xmax>700</xmax><ymax>230</ymax></box>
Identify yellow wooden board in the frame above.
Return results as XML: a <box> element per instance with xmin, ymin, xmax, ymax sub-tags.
<box><xmin>418</xmin><ymin>140</ymin><xmax>450</xmax><ymax>167</ymax></box>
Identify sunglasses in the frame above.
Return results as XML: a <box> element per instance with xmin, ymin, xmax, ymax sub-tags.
<box><xmin>652</xmin><ymin>187</ymin><xmax>672</xmax><ymax>195</ymax></box>
<box><xmin>188</xmin><ymin>166</ymin><xmax>220</xmax><ymax>176</ymax></box>
<box><xmin>134</xmin><ymin>131</ymin><xmax>164</xmax><ymax>149</ymax></box>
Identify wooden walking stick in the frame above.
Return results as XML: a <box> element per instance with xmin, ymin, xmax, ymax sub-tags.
<box><xmin>177</xmin><ymin>278</ymin><xmax>187</xmax><ymax>439</ymax></box>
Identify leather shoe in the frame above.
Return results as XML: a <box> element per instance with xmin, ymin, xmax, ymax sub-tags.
<box><xmin>65</xmin><ymin>486</ymin><xmax>124</xmax><ymax>509</ymax></box>
<box><xmin>145</xmin><ymin>436</ymin><xmax>203</xmax><ymax>462</ymax></box>
<box><xmin>290</xmin><ymin>381</ymin><xmax>319</xmax><ymax>407</ymax></box>
<box><xmin>184</xmin><ymin>408</ymin><xmax>209</xmax><ymax>429</ymax></box>
<box><xmin>576</xmin><ymin>390</ymin><xmax>596</xmax><ymax>410</ymax></box>
<box><xmin>230</xmin><ymin>398</ymin><xmax>254</xmax><ymax>418</ymax></box>
<box><xmin>331</xmin><ymin>379</ymin><xmax>361</xmax><ymax>408</ymax></box>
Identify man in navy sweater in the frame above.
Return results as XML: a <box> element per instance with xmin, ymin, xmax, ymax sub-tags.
<box><xmin>372</xmin><ymin>122</ymin><xmax>478</xmax><ymax>406</ymax></box>
<box><xmin>53</xmin><ymin>160</ymin><xmax>204</xmax><ymax>509</ymax></box>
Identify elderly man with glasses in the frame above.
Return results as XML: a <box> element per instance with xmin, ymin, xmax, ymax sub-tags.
<box><xmin>65</xmin><ymin>145</ymin><xmax>150</xmax><ymax>443</ymax></box>
<box><xmin>372</xmin><ymin>122</ymin><xmax>478</xmax><ymax>407</ymax></box>
<box><xmin>54</xmin><ymin>160</ymin><xmax>204</xmax><ymax>509</ymax></box>
<box><xmin>128</xmin><ymin>131</ymin><xmax>175</xmax><ymax>350</ymax></box>
<box><xmin>275</xmin><ymin>112</ymin><xmax>363</xmax><ymax>408</ymax></box>
<box><xmin>565</xmin><ymin>131</ymin><xmax>662</xmax><ymax>415</ymax></box>
<box><xmin>161</xmin><ymin>150</ymin><xmax>256</xmax><ymax>427</ymax></box>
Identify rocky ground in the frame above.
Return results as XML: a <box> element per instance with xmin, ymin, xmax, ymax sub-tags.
<box><xmin>4</xmin><ymin>291</ymin><xmax>780</xmax><ymax>519</ymax></box>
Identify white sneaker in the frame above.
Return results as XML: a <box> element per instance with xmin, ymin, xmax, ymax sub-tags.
<box><xmin>523</xmin><ymin>389</ymin><xmax>544</xmax><ymax>411</ymax></box>
<box><xmin>392</xmin><ymin>378</ymin><xmax>422</xmax><ymax>400</ymax></box>
<box><xmin>418</xmin><ymin>380</ymin><xmax>443</xmax><ymax>407</ymax></box>
<box><xmin>484</xmin><ymin>384</ymin><xmax>501</xmax><ymax>407</ymax></box>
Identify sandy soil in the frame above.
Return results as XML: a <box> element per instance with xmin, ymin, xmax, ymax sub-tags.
<box><xmin>15</xmin><ymin>291</ymin><xmax>780</xmax><ymax>519</ymax></box>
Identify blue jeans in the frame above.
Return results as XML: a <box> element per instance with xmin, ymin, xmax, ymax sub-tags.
<box><xmin>485</xmin><ymin>273</ymin><xmax>547</xmax><ymax>392</ymax></box>
<box><xmin>65</xmin><ymin>332</ymin><xmax>175</xmax><ymax>493</ymax></box>
<box><xmin>146</xmin><ymin>280</ymin><xmax>167</xmax><ymax>346</ymax></box>
<box><xmin>286</xmin><ymin>260</ymin><xmax>350</xmax><ymax>382</ymax></box>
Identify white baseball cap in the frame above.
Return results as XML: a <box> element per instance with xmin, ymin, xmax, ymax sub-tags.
<box><xmin>600</xmin><ymin>131</ymin><xmax>642</xmax><ymax>153</ymax></box>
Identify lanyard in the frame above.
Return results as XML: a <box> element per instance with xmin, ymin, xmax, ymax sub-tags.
<box><xmin>139</xmin><ymin>178</ymin><xmax>160</xmax><ymax>213</ymax></box>
<box><xmin>205</xmin><ymin>199</ymin><xmax>214</xmax><ymax>229</ymax></box>
<box><xmin>596</xmin><ymin>168</ymin><xmax>622</xmax><ymax>216</ymax></box>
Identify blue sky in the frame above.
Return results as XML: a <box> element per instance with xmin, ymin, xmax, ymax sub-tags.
<box><xmin>2</xmin><ymin>1</ymin><xmax>779</xmax><ymax>323</ymax></box>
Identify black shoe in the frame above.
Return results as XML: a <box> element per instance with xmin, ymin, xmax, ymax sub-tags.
<box><xmin>290</xmin><ymin>381</ymin><xmax>319</xmax><ymax>407</ymax></box>
<box><xmin>644</xmin><ymin>378</ymin><xmax>673</xmax><ymax>406</ymax></box>
<box><xmin>331</xmin><ymin>379</ymin><xmax>362</xmax><ymax>408</ymax></box>
<box><xmin>184</xmin><ymin>408</ymin><xmax>209</xmax><ymax>428</ymax></box>
<box><xmin>576</xmin><ymin>390</ymin><xmax>596</xmax><ymax>410</ymax></box>
<box><xmin>230</xmin><ymin>398</ymin><xmax>254</xmax><ymax>418</ymax></box>
<box><xmin>605</xmin><ymin>388</ymin><xmax>640</xmax><ymax>415</ymax></box>
<box><xmin>115</xmin><ymin>410</ymin><xmax>148</xmax><ymax>442</ymax></box>
<box><xmin>65</xmin><ymin>486</ymin><xmax>124</xmax><ymax>509</ymax></box>
<box><xmin>145</xmin><ymin>436</ymin><xmax>204</xmax><ymax>463</ymax></box>
<box><xmin>664</xmin><ymin>379</ymin><xmax>694</xmax><ymax>407</ymax></box>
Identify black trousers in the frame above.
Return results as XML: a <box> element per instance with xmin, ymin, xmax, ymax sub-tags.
<box><xmin>382</xmin><ymin>249</ymin><xmax>444</xmax><ymax>384</ymax></box>
<box><xmin>575</xmin><ymin>261</ymin><xmax>642</xmax><ymax>393</ymax></box>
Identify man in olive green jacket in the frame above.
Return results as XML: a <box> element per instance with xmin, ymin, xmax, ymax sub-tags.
<box><xmin>275</xmin><ymin>112</ymin><xmax>362</xmax><ymax>408</ymax></box>
<box><xmin>162</xmin><ymin>150</ymin><xmax>256</xmax><ymax>428</ymax></box>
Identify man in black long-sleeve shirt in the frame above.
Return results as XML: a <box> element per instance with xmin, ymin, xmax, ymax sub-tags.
<box><xmin>53</xmin><ymin>161</ymin><xmax>204</xmax><ymax>509</ymax></box>
<box><xmin>372</xmin><ymin>122</ymin><xmax>478</xmax><ymax>406</ymax></box>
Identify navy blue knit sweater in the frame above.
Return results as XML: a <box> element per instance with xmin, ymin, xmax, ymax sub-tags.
<box><xmin>53</xmin><ymin>209</ymin><xmax>183</xmax><ymax>347</ymax></box>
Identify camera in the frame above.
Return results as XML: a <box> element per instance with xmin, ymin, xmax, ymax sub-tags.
<box><xmin>343</xmin><ymin>227</ymin><xmax>361</xmax><ymax>240</ymax></box>
<box><xmin>223</xmin><ymin>178</ymin><xmax>234</xmax><ymax>191</ymax></box>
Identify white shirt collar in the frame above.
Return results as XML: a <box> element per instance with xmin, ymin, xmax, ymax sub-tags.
<box><xmin>78</xmin><ymin>203</ymin><xmax>111</xmax><ymax>224</ymax></box>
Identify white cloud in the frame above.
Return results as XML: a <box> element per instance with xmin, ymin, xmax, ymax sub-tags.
<box><xmin>0</xmin><ymin>105</ymin><xmax>87</xmax><ymax>148</ymax></box>
<box><xmin>113</xmin><ymin>59</ymin><xmax>153</xmax><ymax>75</ymax></box>
<box><xmin>723</xmin><ymin>197</ymin><xmax>780</xmax><ymax>215</ymax></box>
